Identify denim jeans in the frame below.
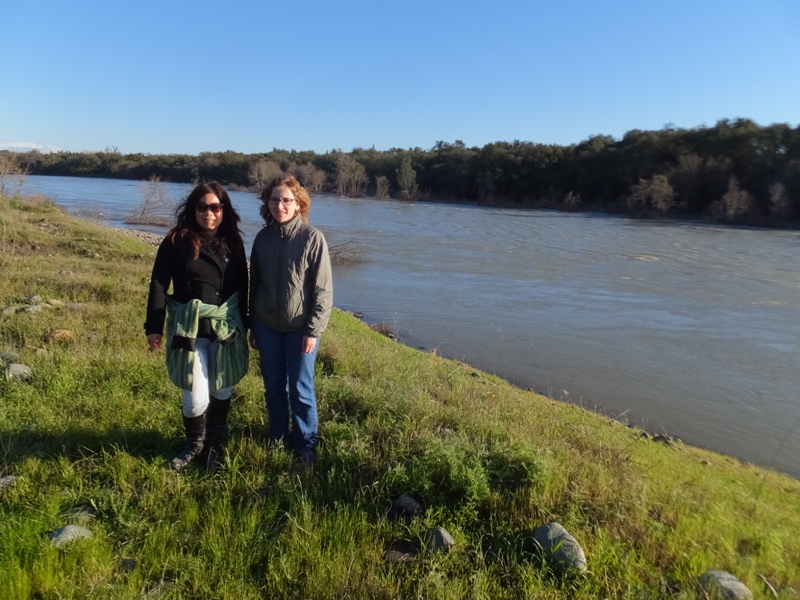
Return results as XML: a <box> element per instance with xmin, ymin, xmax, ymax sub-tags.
<box><xmin>182</xmin><ymin>337</ymin><xmax>231</xmax><ymax>418</ymax></box>
<box><xmin>251</xmin><ymin>321</ymin><xmax>319</xmax><ymax>453</ymax></box>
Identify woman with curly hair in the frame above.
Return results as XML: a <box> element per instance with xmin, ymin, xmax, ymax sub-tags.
<box><xmin>249</xmin><ymin>174</ymin><xmax>332</xmax><ymax>464</ymax></box>
<box><xmin>145</xmin><ymin>181</ymin><xmax>249</xmax><ymax>471</ymax></box>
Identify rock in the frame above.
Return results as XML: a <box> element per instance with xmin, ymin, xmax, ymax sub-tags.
<box><xmin>29</xmin><ymin>295</ymin><xmax>43</xmax><ymax>304</ymax></box>
<box><xmin>46</xmin><ymin>329</ymin><xmax>74</xmax><ymax>342</ymax></box>
<box><xmin>24</xmin><ymin>304</ymin><xmax>43</xmax><ymax>314</ymax></box>
<box><xmin>6</xmin><ymin>363</ymin><xmax>33</xmax><ymax>382</ymax></box>
<box><xmin>471</xmin><ymin>372</ymin><xmax>481</xmax><ymax>378</ymax></box>
<box><xmin>384</xmin><ymin>549</ymin><xmax>416</xmax><ymax>563</ymax></box>
<box><xmin>59</xmin><ymin>270</ymin><xmax>74</xmax><ymax>276</ymax></box>
<box><xmin>63</xmin><ymin>505</ymin><xmax>97</xmax><ymax>524</ymax></box>
<box><xmin>425</xmin><ymin>527</ymin><xmax>455</xmax><ymax>553</ymax></box>
<box><xmin>35</xmin><ymin>348</ymin><xmax>49</xmax><ymax>358</ymax></box>
<box><xmin>2</xmin><ymin>306</ymin><xmax>16</xmax><ymax>317</ymax></box>
<box><xmin>0</xmin><ymin>350</ymin><xmax>21</xmax><ymax>364</ymax></box>
<box><xmin>49</xmin><ymin>524</ymin><xmax>93</xmax><ymax>548</ymax></box>
<box><xmin>0</xmin><ymin>475</ymin><xmax>19</xmax><ymax>492</ymax></box>
<box><xmin>652</xmin><ymin>434</ymin><xmax>672</xmax><ymax>445</ymax></box>
<box><xmin>532</xmin><ymin>521</ymin><xmax>587</xmax><ymax>573</ymax></box>
<box><xmin>67</xmin><ymin>303</ymin><xmax>87</xmax><ymax>311</ymax></box>
<box><xmin>388</xmin><ymin>494</ymin><xmax>424</xmax><ymax>521</ymax></box>
<box><xmin>47</xmin><ymin>299</ymin><xmax>64</xmax><ymax>307</ymax></box>
<box><xmin>698</xmin><ymin>570</ymin><xmax>753</xmax><ymax>600</ymax></box>
<box><xmin>383</xmin><ymin>540</ymin><xmax>417</xmax><ymax>564</ymax></box>
<box><xmin>120</xmin><ymin>559</ymin><xmax>137</xmax><ymax>573</ymax></box>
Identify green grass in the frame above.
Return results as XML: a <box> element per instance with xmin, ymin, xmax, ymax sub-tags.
<box><xmin>1</xmin><ymin>194</ymin><xmax>799</xmax><ymax>599</ymax></box>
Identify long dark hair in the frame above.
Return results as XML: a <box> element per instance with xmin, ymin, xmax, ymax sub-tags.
<box><xmin>167</xmin><ymin>181</ymin><xmax>243</xmax><ymax>259</ymax></box>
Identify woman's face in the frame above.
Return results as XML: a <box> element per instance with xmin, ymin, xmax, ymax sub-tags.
<box><xmin>268</xmin><ymin>185</ymin><xmax>298</xmax><ymax>224</ymax></box>
<box><xmin>194</xmin><ymin>192</ymin><xmax>224</xmax><ymax>233</ymax></box>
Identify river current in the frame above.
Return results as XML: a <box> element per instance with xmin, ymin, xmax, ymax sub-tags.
<box><xmin>19</xmin><ymin>175</ymin><xmax>800</xmax><ymax>479</ymax></box>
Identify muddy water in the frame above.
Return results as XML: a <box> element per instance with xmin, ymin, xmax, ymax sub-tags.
<box><xmin>22</xmin><ymin>175</ymin><xmax>800</xmax><ymax>478</ymax></box>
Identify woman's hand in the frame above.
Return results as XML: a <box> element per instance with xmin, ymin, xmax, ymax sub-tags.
<box><xmin>249</xmin><ymin>336</ymin><xmax>258</xmax><ymax>350</ymax></box>
<box><xmin>147</xmin><ymin>333</ymin><xmax>163</xmax><ymax>350</ymax></box>
<box><xmin>301</xmin><ymin>335</ymin><xmax>317</xmax><ymax>354</ymax></box>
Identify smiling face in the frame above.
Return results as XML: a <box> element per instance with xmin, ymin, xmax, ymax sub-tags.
<box><xmin>194</xmin><ymin>193</ymin><xmax>224</xmax><ymax>234</ymax></box>
<box><xmin>268</xmin><ymin>185</ymin><xmax>298</xmax><ymax>224</ymax></box>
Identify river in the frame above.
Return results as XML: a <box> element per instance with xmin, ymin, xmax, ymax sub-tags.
<box><xmin>19</xmin><ymin>175</ymin><xmax>800</xmax><ymax>479</ymax></box>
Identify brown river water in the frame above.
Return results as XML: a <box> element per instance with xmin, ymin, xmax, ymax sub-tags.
<box><xmin>21</xmin><ymin>175</ymin><xmax>800</xmax><ymax>479</ymax></box>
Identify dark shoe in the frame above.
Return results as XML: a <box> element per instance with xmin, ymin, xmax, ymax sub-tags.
<box><xmin>170</xmin><ymin>414</ymin><xmax>206</xmax><ymax>472</ymax></box>
<box><xmin>204</xmin><ymin>396</ymin><xmax>230</xmax><ymax>472</ymax></box>
<box><xmin>299</xmin><ymin>450</ymin><xmax>317</xmax><ymax>466</ymax></box>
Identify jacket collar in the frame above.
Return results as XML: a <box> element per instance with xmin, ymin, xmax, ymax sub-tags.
<box><xmin>199</xmin><ymin>239</ymin><xmax>227</xmax><ymax>272</ymax></box>
<box><xmin>269</xmin><ymin>215</ymin><xmax>304</xmax><ymax>236</ymax></box>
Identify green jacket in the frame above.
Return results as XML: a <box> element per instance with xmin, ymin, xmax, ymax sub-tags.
<box><xmin>165</xmin><ymin>293</ymin><xmax>249</xmax><ymax>391</ymax></box>
<box><xmin>249</xmin><ymin>216</ymin><xmax>333</xmax><ymax>337</ymax></box>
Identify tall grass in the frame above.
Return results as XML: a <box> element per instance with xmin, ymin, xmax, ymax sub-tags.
<box><xmin>1</xmin><ymin>195</ymin><xmax>799</xmax><ymax>599</ymax></box>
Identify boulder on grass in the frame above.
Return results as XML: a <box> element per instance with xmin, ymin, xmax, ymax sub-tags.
<box><xmin>425</xmin><ymin>527</ymin><xmax>455</xmax><ymax>553</ymax></box>
<box><xmin>698</xmin><ymin>570</ymin><xmax>753</xmax><ymax>600</ymax></box>
<box><xmin>6</xmin><ymin>363</ymin><xmax>33</xmax><ymax>382</ymax></box>
<box><xmin>532</xmin><ymin>521</ymin><xmax>587</xmax><ymax>573</ymax></box>
<box><xmin>388</xmin><ymin>494</ymin><xmax>424</xmax><ymax>521</ymax></box>
<box><xmin>49</xmin><ymin>525</ymin><xmax>93</xmax><ymax>548</ymax></box>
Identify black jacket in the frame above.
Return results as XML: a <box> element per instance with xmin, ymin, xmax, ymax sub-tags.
<box><xmin>145</xmin><ymin>235</ymin><xmax>248</xmax><ymax>338</ymax></box>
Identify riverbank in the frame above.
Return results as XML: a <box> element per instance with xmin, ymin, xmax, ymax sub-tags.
<box><xmin>2</xmin><ymin>194</ymin><xmax>799</xmax><ymax>598</ymax></box>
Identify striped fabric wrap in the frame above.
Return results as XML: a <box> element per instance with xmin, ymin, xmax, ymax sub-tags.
<box><xmin>164</xmin><ymin>292</ymin><xmax>249</xmax><ymax>391</ymax></box>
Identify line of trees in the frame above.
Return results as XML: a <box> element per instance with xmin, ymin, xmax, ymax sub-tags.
<box><xmin>5</xmin><ymin>118</ymin><xmax>800</xmax><ymax>225</ymax></box>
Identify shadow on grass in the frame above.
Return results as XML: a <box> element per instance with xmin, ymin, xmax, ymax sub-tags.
<box><xmin>0</xmin><ymin>426</ymin><xmax>176</xmax><ymax>463</ymax></box>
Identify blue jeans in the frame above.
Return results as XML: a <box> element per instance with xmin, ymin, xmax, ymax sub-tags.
<box><xmin>251</xmin><ymin>321</ymin><xmax>319</xmax><ymax>453</ymax></box>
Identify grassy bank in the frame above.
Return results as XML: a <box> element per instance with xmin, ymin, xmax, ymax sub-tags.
<box><xmin>1</xmin><ymin>195</ymin><xmax>799</xmax><ymax>599</ymax></box>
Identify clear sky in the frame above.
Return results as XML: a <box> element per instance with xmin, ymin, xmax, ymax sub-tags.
<box><xmin>3</xmin><ymin>0</ymin><xmax>798</xmax><ymax>155</ymax></box>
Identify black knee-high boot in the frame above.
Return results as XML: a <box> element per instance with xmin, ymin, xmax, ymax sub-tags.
<box><xmin>170</xmin><ymin>413</ymin><xmax>206</xmax><ymax>472</ymax></box>
<box><xmin>204</xmin><ymin>396</ymin><xmax>231</xmax><ymax>471</ymax></box>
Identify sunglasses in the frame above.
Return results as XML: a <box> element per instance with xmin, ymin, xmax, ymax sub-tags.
<box><xmin>195</xmin><ymin>203</ymin><xmax>223</xmax><ymax>214</ymax></box>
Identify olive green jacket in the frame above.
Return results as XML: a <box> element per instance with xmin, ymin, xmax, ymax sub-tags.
<box><xmin>249</xmin><ymin>216</ymin><xmax>332</xmax><ymax>337</ymax></box>
<box><xmin>164</xmin><ymin>293</ymin><xmax>249</xmax><ymax>391</ymax></box>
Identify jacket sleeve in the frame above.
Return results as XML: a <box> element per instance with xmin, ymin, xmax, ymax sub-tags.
<box><xmin>304</xmin><ymin>232</ymin><xmax>333</xmax><ymax>337</ymax></box>
<box><xmin>145</xmin><ymin>238</ymin><xmax>176</xmax><ymax>336</ymax></box>
<box><xmin>236</xmin><ymin>239</ymin><xmax>249</xmax><ymax>330</ymax></box>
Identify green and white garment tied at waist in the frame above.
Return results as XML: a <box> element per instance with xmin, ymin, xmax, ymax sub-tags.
<box><xmin>165</xmin><ymin>292</ymin><xmax>248</xmax><ymax>391</ymax></box>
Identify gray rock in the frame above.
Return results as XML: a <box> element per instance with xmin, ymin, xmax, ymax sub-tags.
<box><xmin>698</xmin><ymin>570</ymin><xmax>753</xmax><ymax>600</ymax></box>
<box><xmin>35</xmin><ymin>348</ymin><xmax>49</xmax><ymax>358</ymax></box>
<box><xmin>0</xmin><ymin>350</ymin><xmax>20</xmax><ymax>364</ymax></box>
<box><xmin>383</xmin><ymin>540</ymin><xmax>417</xmax><ymax>563</ymax></box>
<box><xmin>67</xmin><ymin>303</ymin><xmax>87</xmax><ymax>311</ymax></box>
<box><xmin>59</xmin><ymin>270</ymin><xmax>74</xmax><ymax>276</ymax></box>
<box><xmin>2</xmin><ymin>306</ymin><xmax>16</xmax><ymax>317</ymax></box>
<box><xmin>47</xmin><ymin>299</ymin><xmax>64</xmax><ymax>307</ymax></box>
<box><xmin>389</xmin><ymin>494</ymin><xmax>424</xmax><ymax>521</ymax></box>
<box><xmin>425</xmin><ymin>527</ymin><xmax>455</xmax><ymax>553</ymax></box>
<box><xmin>0</xmin><ymin>475</ymin><xmax>19</xmax><ymax>492</ymax></box>
<box><xmin>29</xmin><ymin>295</ymin><xmax>43</xmax><ymax>304</ymax></box>
<box><xmin>49</xmin><ymin>524</ymin><xmax>93</xmax><ymax>548</ymax></box>
<box><xmin>533</xmin><ymin>521</ymin><xmax>587</xmax><ymax>573</ymax></box>
<box><xmin>24</xmin><ymin>304</ymin><xmax>43</xmax><ymax>313</ymax></box>
<box><xmin>120</xmin><ymin>559</ymin><xmax>137</xmax><ymax>573</ymax></box>
<box><xmin>384</xmin><ymin>549</ymin><xmax>416</xmax><ymax>563</ymax></box>
<box><xmin>6</xmin><ymin>363</ymin><xmax>33</xmax><ymax>382</ymax></box>
<box><xmin>63</xmin><ymin>505</ymin><xmax>97</xmax><ymax>524</ymax></box>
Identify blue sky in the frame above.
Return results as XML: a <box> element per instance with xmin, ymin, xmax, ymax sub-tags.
<box><xmin>3</xmin><ymin>0</ymin><xmax>799</xmax><ymax>155</ymax></box>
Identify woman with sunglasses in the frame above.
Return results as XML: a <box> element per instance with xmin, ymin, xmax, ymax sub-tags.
<box><xmin>145</xmin><ymin>181</ymin><xmax>249</xmax><ymax>472</ymax></box>
<box><xmin>249</xmin><ymin>174</ymin><xmax>332</xmax><ymax>464</ymax></box>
